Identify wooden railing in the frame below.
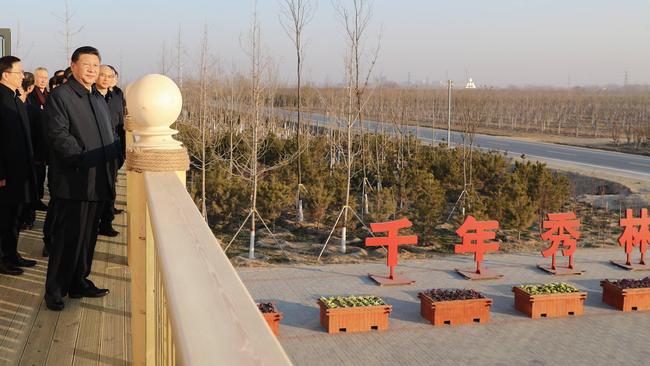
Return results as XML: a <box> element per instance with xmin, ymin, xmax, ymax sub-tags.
<box><xmin>125</xmin><ymin>74</ymin><xmax>292</xmax><ymax>365</ymax></box>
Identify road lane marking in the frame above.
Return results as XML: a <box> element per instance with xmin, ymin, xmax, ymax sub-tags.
<box><xmin>550</xmin><ymin>151</ymin><xmax>577</xmax><ymax>157</ymax></box>
<box><xmin>629</xmin><ymin>162</ymin><xmax>650</xmax><ymax>168</ymax></box>
<box><xmin>512</xmin><ymin>154</ymin><xmax>650</xmax><ymax>179</ymax></box>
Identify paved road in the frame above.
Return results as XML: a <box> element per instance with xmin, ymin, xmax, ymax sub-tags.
<box><xmin>279</xmin><ymin>110</ymin><xmax>650</xmax><ymax>179</ymax></box>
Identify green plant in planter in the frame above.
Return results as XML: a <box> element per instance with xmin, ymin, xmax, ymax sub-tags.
<box><xmin>319</xmin><ymin>295</ymin><xmax>386</xmax><ymax>308</ymax></box>
<box><xmin>519</xmin><ymin>282</ymin><xmax>579</xmax><ymax>295</ymax></box>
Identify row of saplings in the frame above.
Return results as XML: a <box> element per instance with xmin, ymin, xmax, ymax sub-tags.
<box><xmin>193</xmin><ymin>132</ymin><xmax>570</xmax><ymax>246</ymax></box>
<box><xmin>257</xmin><ymin>277</ymin><xmax>650</xmax><ymax>335</ymax></box>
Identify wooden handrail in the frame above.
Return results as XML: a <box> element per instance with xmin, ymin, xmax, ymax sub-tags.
<box><xmin>144</xmin><ymin>171</ymin><xmax>292</xmax><ymax>365</ymax></box>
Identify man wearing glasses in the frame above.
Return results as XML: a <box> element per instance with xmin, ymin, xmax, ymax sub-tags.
<box><xmin>0</xmin><ymin>55</ymin><xmax>38</xmax><ymax>275</ymax></box>
<box><xmin>94</xmin><ymin>65</ymin><xmax>124</xmax><ymax>237</ymax></box>
<box><xmin>43</xmin><ymin>46</ymin><xmax>119</xmax><ymax>311</ymax></box>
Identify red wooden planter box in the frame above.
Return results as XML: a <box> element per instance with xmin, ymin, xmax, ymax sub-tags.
<box><xmin>258</xmin><ymin>302</ymin><xmax>282</xmax><ymax>336</ymax></box>
<box><xmin>513</xmin><ymin>286</ymin><xmax>587</xmax><ymax>319</ymax></box>
<box><xmin>418</xmin><ymin>292</ymin><xmax>492</xmax><ymax>326</ymax></box>
<box><xmin>601</xmin><ymin>281</ymin><xmax>650</xmax><ymax>312</ymax></box>
<box><xmin>262</xmin><ymin>311</ymin><xmax>282</xmax><ymax>336</ymax></box>
<box><xmin>317</xmin><ymin>300</ymin><xmax>392</xmax><ymax>334</ymax></box>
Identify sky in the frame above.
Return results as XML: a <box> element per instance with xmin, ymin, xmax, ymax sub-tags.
<box><xmin>1</xmin><ymin>0</ymin><xmax>649</xmax><ymax>87</ymax></box>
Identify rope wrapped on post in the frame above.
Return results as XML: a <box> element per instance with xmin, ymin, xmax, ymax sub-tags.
<box><xmin>126</xmin><ymin>147</ymin><xmax>190</xmax><ymax>172</ymax></box>
<box><xmin>124</xmin><ymin>115</ymin><xmax>136</xmax><ymax>132</ymax></box>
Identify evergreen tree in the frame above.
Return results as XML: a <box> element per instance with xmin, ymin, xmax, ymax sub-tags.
<box><xmin>258</xmin><ymin>172</ymin><xmax>293</xmax><ymax>226</ymax></box>
<box><xmin>504</xmin><ymin>172</ymin><xmax>537</xmax><ymax>240</ymax></box>
<box><xmin>368</xmin><ymin>186</ymin><xmax>397</xmax><ymax>223</ymax></box>
<box><xmin>203</xmin><ymin>165</ymin><xmax>251</xmax><ymax>231</ymax></box>
<box><xmin>464</xmin><ymin>186</ymin><xmax>488</xmax><ymax>220</ymax></box>
<box><xmin>405</xmin><ymin>169</ymin><xmax>446</xmax><ymax>245</ymax></box>
<box><xmin>305</xmin><ymin>180</ymin><xmax>335</xmax><ymax>229</ymax></box>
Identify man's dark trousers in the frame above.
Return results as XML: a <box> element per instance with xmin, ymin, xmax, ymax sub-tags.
<box><xmin>45</xmin><ymin>198</ymin><xmax>106</xmax><ymax>298</ymax></box>
<box><xmin>99</xmin><ymin>166</ymin><xmax>117</xmax><ymax>231</ymax></box>
<box><xmin>0</xmin><ymin>203</ymin><xmax>23</xmax><ymax>262</ymax></box>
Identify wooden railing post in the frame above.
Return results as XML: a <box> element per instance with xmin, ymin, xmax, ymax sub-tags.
<box><xmin>127</xmin><ymin>167</ymin><xmax>147</xmax><ymax>364</ymax></box>
<box><xmin>125</xmin><ymin>74</ymin><xmax>188</xmax><ymax>366</ymax></box>
<box><xmin>124</xmin><ymin>113</ymin><xmax>135</xmax><ymax>266</ymax></box>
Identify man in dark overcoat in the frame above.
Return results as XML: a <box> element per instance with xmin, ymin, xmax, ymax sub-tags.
<box><xmin>44</xmin><ymin>46</ymin><xmax>119</xmax><ymax>311</ymax></box>
<box><xmin>27</xmin><ymin>67</ymin><xmax>50</xmax><ymax>212</ymax></box>
<box><xmin>0</xmin><ymin>56</ymin><xmax>38</xmax><ymax>275</ymax></box>
<box><xmin>94</xmin><ymin>65</ymin><xmax>125</xmax><ymax>237</ymax></box>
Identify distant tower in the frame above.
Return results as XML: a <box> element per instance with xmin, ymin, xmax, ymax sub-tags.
<box><xmin>624</xmin><ymin>71</ymin><xmax>629</xmax><ymax>88</ymax></box>
<box><xmin>465</xmin><ymin>77</ymin><xmax>476</xmax><ymax>89</ymax></box>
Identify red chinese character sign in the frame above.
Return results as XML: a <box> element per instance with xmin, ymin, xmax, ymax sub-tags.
<box><xmin>365</xmin><ymin>217</ymin><xmax>417</xmax><ymax>286</ymax></box>
<box><xmin>538</xmin><ymin>212</ymin><xmax>585</xmax><ymax>275</ymax></box>
<box><xmin>611</xmin><ymin>208</ymin><xmax>650</xmax><ymax>271</ymax></box>
<box><xmin>454</xmin><ymin>215</ymin><xmax>503</xmax><ymax>280</ymax></box>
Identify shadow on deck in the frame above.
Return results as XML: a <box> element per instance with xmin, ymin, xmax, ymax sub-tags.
<box><xmin>0</xmin><ymin>180</ymin><xmax>131</xmax><ymax>366</ymax></box>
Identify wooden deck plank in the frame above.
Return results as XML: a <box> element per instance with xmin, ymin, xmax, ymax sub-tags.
<box><xmin>0</xmin><ymin>177</ymin><xmax>131</xmax><ymax>366</ymax></box>
<box><xmin>17</xmin><ymin>300</ymin><xmax>60</xmax><ymax>366</ymax></box>
<box><xmin>71</xmin><ymin>250</ymin><xmax>109</xmax><ymax>366</ymax></box>
<box><xmin>45</xmin><ymin>295</ymin><xmax>84</xmax><ymax>366</ymax></box>
<box><xmin>99</xmin><ymin>209</ymin><xmax>129</xmax><ymax>366</ymax></box>
<box><xmin>122</xmin><ymin>270</ymin><xmax>133</xmax><ymax>364</ymax></box>
<box><xmin>0</xmin><ymin>223</ymin><xmax>49</xmax><ymax>366</ymax></box>
<box><xmin>12</xmin><ymin>238</ymin><xmax>55</xmax><ymax>366</ymax></box>
<box><xmin>73</xmin><ymin>188</ymin><xmax>129</xmax><ymax>366</ymax></box>
<box><xmin>0</xmin><ymin>278</ymin><xmax>30</xmax><ymax>366</ymax></box>
<box><xmin>72</xmin><ymin>200</ymin><xmax>128</xmax><ymax>366</ymax></box>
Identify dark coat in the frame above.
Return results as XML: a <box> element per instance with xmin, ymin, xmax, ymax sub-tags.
<box><xmin>24</xmin><ymin>96</ymin><xmax>48</xmax><ymax>163</ymax></box>
<box><xmin>27</xmin><ymin>87</ymin><xmax>48</xmax><ymax>107</ymax></box>
<box><xmin>0</xmin><ymin>84</ymin><xmax>37</xmax><ymax>205</ymax></box>
<box><xmin>45</xmin><ymin>77</ymin><xmax>119</xmax><ymax>201</ymax></box>
<box><xmin>105</xmin><ymin>86</ymin><xmax>126</xmax><ymax>164</ymax></box>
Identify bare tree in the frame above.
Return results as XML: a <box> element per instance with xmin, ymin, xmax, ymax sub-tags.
<box><xmin>176</xmin><ymin>24</ymin><xmax>184</xmax><ymax>89</ymax></box>
<box><xmin>12</xmin><ymin>21</ymin><xmax>34</xmax><ymax>60</ymax></box>
<box><xmin>224</xmin><ymin>5</ymin><xmax>297</xmax><ymax>259</ymax></box>
<box><xmin>53</xmin><ymin>0</ymin><xmax>84</xmax><ymax>64</ymax></box>
<box><xmin>338</xmin><ymin>0</ymin><xmax>380</xmax><ymax>222</ymax></box>
<box><xmin>198</xmin><ymin>25</ymin><xmax>209</xmax><ymax>218</ymax></box>
<box><xmin>160</xmin><ymin>41</ymin><xmax>169</xmax><ymax>75</ymax></box>
<box><xmin>279</xmin><ymin>0</ymin><xmax>315</xmax><ymax>223</ymax></box>
<box><xmin>324</xmin><ymin>0</ymin><xmax>379</xmax><ymax>254</ymax></box>
<box><xmin>447</xmin><ymin>98</ymin><xmax>480</xmax><ymax>220</ymax></box>
<box><xmin>176</xmin><ymin>24</ymin><xmax>221</xmax><ymax>220</ymax></box>
<box><xmin>222</xmin><ymin>63</ymin><xmax>246</xmax><ymax>174</ymax></box>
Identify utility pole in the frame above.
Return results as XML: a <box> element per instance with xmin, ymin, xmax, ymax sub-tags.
<box><xmin>447</xmin><ymin>79</ymin><xmax>453</xmax><ymax>147</ymax></box>
<box><xmin>431</xmin><ymin>92</ymin><xmax>436</xmax><ymax>142</ymax></box>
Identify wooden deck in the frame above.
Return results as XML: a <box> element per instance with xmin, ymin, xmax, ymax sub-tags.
<box><xmin>0</xmin><ymin>176</ymin><xmax>131</xmax><ymax>366</ymax></box>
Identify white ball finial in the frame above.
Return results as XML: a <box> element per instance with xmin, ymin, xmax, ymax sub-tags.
<box><xmin>126</xmin><ymin>74</ymin><xmax>183</xmax><ymax>149</ymax></box>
